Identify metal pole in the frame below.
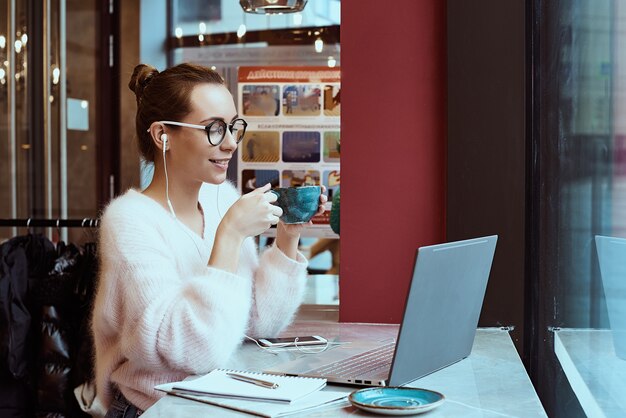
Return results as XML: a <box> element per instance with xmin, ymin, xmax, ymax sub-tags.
<box><xmin>43</xmin><ymin>0</ymin><xmax>52</xmax><ymax>239</ymax></box>
<box><xmin>9</xmin><ymin>0</ymin><xmax>17</xmax><ymax>238</ymax></box>
<box><xmin>59</xmin><ymin>0</ymin><xmax>67</xmax><ymax>242</ymax></box>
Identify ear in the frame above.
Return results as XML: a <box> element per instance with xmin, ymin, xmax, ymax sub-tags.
<box><xmin>147</xmin><ymin>123</ymin><xmax>168</xmax><ymax>152</ymax></box>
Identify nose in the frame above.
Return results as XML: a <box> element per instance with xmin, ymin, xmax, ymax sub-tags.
<box><xmin>220</xmin><ymin>127</ymin><xmax>238</xmax><ymax>151</ymax></box>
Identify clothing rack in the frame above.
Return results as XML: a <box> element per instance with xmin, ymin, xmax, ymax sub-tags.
<box><xmin>0</xmin><ymin>218</ymin><xmax>100</xmax><ymax>228</ymax></box>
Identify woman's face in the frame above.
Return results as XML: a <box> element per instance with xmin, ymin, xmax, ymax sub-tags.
<box><xmin>166</xmin><ymin>83</ymin><xmax>239</xmax><ymax>185</ymax></box>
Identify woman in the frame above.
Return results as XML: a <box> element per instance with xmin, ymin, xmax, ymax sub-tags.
<box><xmin>92</xmin><ymin>63</ymin><xmax>326</xmax><ymax>416</ymax></box>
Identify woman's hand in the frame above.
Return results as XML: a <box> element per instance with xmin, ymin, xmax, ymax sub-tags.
<box><xmin>220</xmin><ymin>183</ymin><xmax>282</xmax><ymax>241</ymax></box>
<box><xmin>276</xmin><ymin>186</ymin><xmax>328</xmax><ymax>259</ymax></box>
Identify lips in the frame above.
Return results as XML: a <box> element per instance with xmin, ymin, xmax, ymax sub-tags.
<box><xmin>209</xmin><ymin>158</ymin><xmax>230</xmax><ymax>169</ymax></box>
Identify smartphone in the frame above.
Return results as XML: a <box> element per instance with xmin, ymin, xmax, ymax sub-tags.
<box><xmin>257</xmin><ymin>335</ymin><xmax>327</xmax><ymax>347</ymax></box>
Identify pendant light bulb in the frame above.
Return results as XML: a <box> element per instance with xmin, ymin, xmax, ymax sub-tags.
<box><xmin>240</xmin><ymin>0</ymin><xmax>308</xmax><ymax>14</ymax></box>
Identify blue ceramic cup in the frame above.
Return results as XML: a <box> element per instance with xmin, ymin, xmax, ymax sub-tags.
<box><xmin>270</xmin><ymin>186</ymin><xmax>321</xmax><ymax>224</ymax></box>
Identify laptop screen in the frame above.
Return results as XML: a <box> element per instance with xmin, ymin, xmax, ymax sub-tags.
<box><xmin>389</xmin><ymin>235</ymin><xmax>497</xmax><ymax>386</ymax></box>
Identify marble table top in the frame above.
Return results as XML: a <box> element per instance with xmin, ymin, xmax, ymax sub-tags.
<box><xmin>141</xmin><ymin>323</ymin><xmax>546</xmax><ymax>417</ymax></box>
<box><xmin>554</xmin><ymin>328</ymin><xmax>626</xmax><ymax>418</ymax></box>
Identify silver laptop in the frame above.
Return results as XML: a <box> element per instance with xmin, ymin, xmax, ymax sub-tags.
<box><xmin>265</xmin><ymin>235</ymin><xmax>498</xmax><ymax>387</ymax></box>
<box><xmin>595</xmin><ymin>235</ymin><xmax>626</xmax><ymax>360</ymax></box>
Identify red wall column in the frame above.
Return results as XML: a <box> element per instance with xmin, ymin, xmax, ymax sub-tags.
<box><xmin>340</xmin><ymin>0</ymin><xmax>447</xmax><ymax>323</ymax></box>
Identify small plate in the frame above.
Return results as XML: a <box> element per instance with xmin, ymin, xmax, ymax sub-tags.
<box><xmin>348</xmin><ymin>387</ymin><xmax>445</xmax><ymax>416</ymax></box>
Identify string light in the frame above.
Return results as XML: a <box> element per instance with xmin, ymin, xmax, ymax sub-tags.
<box><xmin>174</xmin><ymin>27</ymin><xmax>183</xmax><ymax>38</ymax></box>
<box><xmin>0</xmin><ymin>35</ymin><xmax>6</xmax><ymax>49</ymax></box>
<box><xmin>237</xmin><ymin>23</ymin><xmax>247</xmax><ymax>38</ymax></box>
<box><xmin>52</xmin><ymin>67</ymin><xmax>60</xmax><ymax>84</ymax></box>
<box><xmin>314</xmin><ymin>38</ymin><xmax>323</xmax><ymax>53</ymax></box>
<box><xmin>327</xmin><ymin>56</ymin><xmax>336</xmax><ymax>68</ymax></box>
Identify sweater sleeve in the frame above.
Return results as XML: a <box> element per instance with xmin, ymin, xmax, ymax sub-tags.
<box><xmin>202</xmin><ymin>182</ymin><xmax>309</xmax><ymax>338</ymax></box>
<box><xmin>95</xmin><ymin>204</ymin><xmax>253</xmax><ymax>375</ymax></box>
<box><xmin>246</xmin><ymin>240</ymin><xmax>308</xmax><ymax>338</ymax></box>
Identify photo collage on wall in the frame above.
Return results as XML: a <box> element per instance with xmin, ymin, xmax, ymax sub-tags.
<box><xmin>238</xmin><ymin>67</ymin><xmax>341</xmax><ymax>235</ymax></box>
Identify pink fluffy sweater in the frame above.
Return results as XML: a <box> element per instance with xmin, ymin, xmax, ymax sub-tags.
<box><xmin>91</xmin><ymin>182</ymin><xmax>308</xmax><ymax>411</ymax></box>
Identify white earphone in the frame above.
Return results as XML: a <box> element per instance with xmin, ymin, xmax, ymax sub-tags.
<box><xmin>160</xmin><ymin>133</ymin><xmax>176</xmax><ymax>218</ymax></box>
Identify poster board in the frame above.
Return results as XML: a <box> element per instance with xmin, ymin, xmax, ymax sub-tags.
<box><xmin>237</xmin><ymin>66</ymin><xmax>340</xmax><ymax>238</ymax></box>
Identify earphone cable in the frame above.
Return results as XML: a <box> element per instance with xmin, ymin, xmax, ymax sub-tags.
<box><xmin>243</xmin><ymin>334</ymin><xmax>350</xmax><ymax>355</ymax></box>
<box><xmin>216</xmin><ymin>183</ymin><xmax>222</xmax><ymax>219</ymax></box>
<box><xmin>163</xmin><ymin>144</ymin><xmax>176</xmax><ymax>219</ymax></box>
<box><xmin>161</xmin><ymin>136</ymin><xmax>204</xmax><ymax>261</ymax></box>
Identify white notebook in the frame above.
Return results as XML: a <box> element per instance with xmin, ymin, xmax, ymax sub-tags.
<box><xmin>156</xmin><ymin>369</ymin><xmax>326</xmax><ymax>403</ymax></box>
<box><xmin>163</xmin><ymin>388</ymin><xmax>350</xmax><ymax>418</ymax></box>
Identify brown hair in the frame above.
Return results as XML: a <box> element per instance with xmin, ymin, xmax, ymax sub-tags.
<box><xmin>128</xmin><ymin>63</ymin><xmax>225</xmax><ymax>162</ymax></box>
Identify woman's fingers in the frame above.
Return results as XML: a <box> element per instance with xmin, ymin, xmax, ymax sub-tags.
<box><xmin>317</xmin><ymin>189</ymin><xmax>327</xmax><ymax>216</ymax></box>
<box><xmin>252</xmin><ymin>183</ymin><xmax>272</xmax><ymax>195</ymax></box>
<box><xmin>264</xmin><ymin>191</ymin><xmax>278</xmax><ymax>203</ymax></box>
<box><xmin>272</xmin><ymin>205</ymin><xmax>283</xmax><ymax>217</ymax></box>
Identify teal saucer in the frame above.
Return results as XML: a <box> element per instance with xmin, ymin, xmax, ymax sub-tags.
<box><xmin>348</xmin><ymin>387</ymin><xmax>445</xmax><ymax>416</ymax></box>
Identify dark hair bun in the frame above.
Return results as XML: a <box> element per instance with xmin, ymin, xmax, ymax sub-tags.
<box><xmin>128</xmin><ymin>64</ymin><xmax>159</xmax><ymax>101</ymax></box>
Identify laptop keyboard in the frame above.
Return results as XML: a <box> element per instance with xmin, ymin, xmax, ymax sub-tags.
<box><xmin>305</xmin><ymin>342</ymin><xmax>396</xmax><ymax>378</ymax></box>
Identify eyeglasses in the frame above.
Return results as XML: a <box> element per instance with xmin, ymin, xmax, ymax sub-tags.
<box><xmin>157</xmin><ymin>118</ymin><xmax>248</xmax><ymax>146</ymax></box>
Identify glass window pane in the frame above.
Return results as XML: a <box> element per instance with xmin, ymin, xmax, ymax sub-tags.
<box><xmin>65</xmin><ymin>0</ymin><xmax>99</xmax><ymax>243</ymax></box>
<box><xmin>541</xmin><ymin>1</ymin><xmax>626</xmax><ymax>416</ymax></box>
<box><xmin>170</xmin><ymin>0</ymin><xmax>340</xmax><ymax>37</ymax></box>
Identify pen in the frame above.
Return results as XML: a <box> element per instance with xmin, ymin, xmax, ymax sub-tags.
<box><xmin>226</xmin><ymin>372</ymin><xmax>279</xmax><ymax>389</ymax></box>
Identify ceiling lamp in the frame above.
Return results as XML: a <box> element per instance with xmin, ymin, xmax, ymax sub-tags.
<box><xmin>240</xmin><ymin>0</ymin><xmax>308</xmax><ymax>14</ymax></box>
